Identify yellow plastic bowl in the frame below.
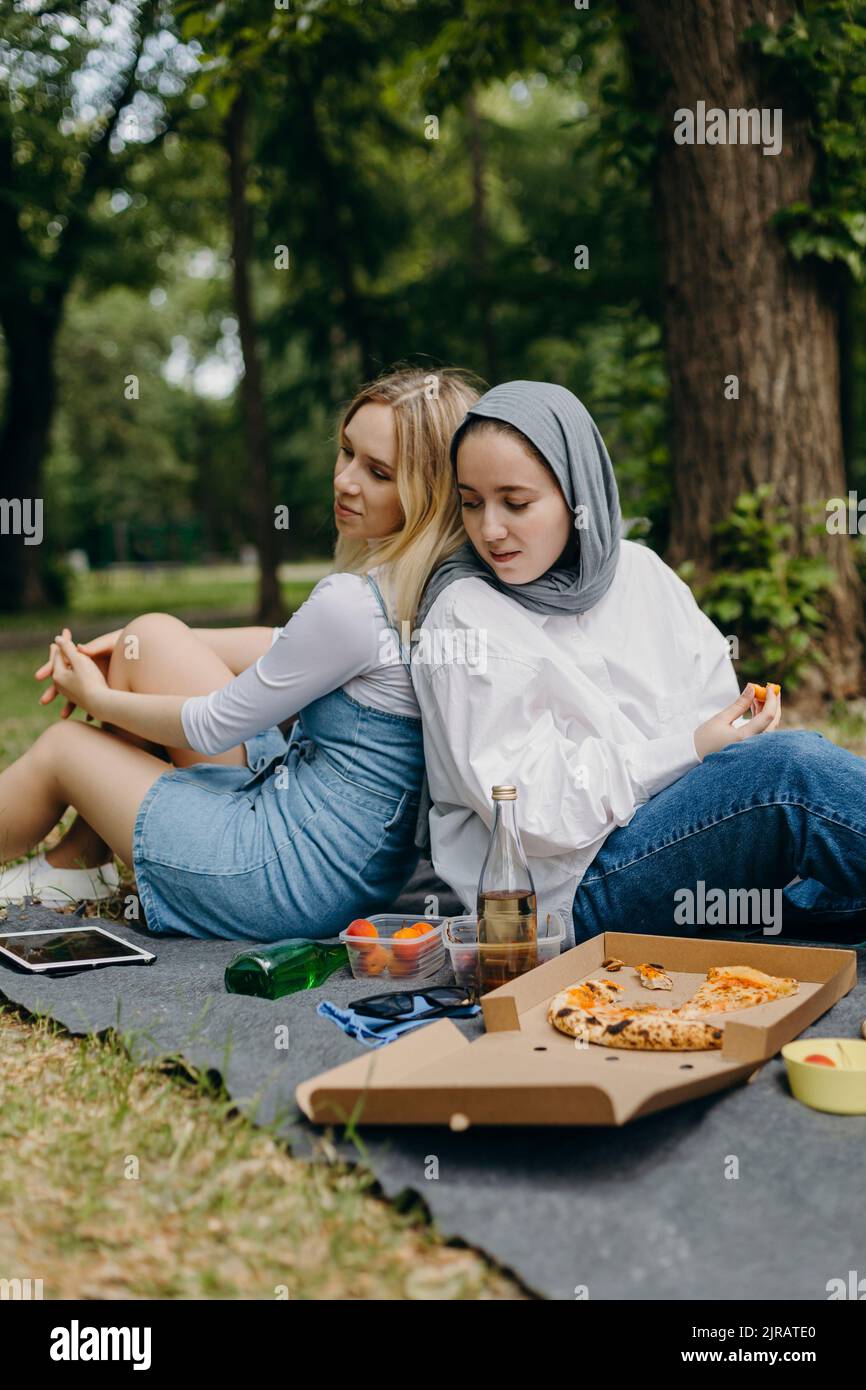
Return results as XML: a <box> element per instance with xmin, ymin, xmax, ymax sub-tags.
<box><xmin>782</xmin><ymin>1039</ymin><xmax>866</xmax><ymax>1115</ymax></box>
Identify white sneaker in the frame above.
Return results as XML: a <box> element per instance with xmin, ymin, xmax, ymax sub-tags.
<box><xmin>0</xmin><ymin>853</ymin><xmax>120</xmax><ymax>907</ymax></box>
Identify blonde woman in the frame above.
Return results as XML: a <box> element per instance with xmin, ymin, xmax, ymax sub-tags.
<box><xmin>0</xmin><ymin>368</ymin><xmax>479</xmax><ymax>940</ymax></box>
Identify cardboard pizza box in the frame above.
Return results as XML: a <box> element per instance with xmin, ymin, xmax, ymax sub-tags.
<box><xmin>295</xmin><ymin>932</ymin><xmax>857</xmax><ymax>1128</ymax></box>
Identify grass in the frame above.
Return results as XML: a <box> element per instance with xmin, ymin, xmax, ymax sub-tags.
<box><xmin>0</xmin><ymin>1005</ymin><xmax>524</xmax><ymax>1300</ymax></box>
<box><xmin>0</xmin><ymin>646</ymin><xmax>59</xmax><ymax>766</ymax></box>
<box><xmin>824</xmin><ymin>699</ymin><xmax>866</xmax><ymax>756</ymax></box>
<box><xmin>0</xmin><ymin>563</ymin><xmax>325</xmax><ymax>636</ymax></box>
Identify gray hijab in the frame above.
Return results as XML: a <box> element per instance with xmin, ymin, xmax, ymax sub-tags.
<box><xmin>412</xmin><ymin>380</ymin><xmax>623</xmax><ymax>852</ymax></box>
<box><xmin>415</xmin><ymin>380</ymin><xmax>622</xmax><ymax>628</ymax></box>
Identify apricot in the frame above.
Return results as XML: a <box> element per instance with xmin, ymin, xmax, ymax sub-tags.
<box><xmin>346</xmin><ymin>918</ymin><xmax>378</xmax><ymax>938</ymax></box>
<box><xmin>391</xmin><ymin>925</ymin><xmax>424</xmax><ymax>965</ymax></box>
<box><xmin>388</xmin><ymin>955</ymin><xmax>418</xmax><ymax>978</ymax></box>
<box><xmin>357</xmin><ymin>944</ymin><xmax>389</xmax><ymax>976</ymax></box>
<box><xmin>753</xmin><ymin>683</ymin><xmax>781</xmax><ymax>704</ymax></box>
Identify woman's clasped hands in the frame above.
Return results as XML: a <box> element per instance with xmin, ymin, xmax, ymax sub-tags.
<box><xmin>35</xmin><ymin>627</ymin><xmax>119</xmax><ymax>720</ymax></box>
<box><xmin>39</xmin><ymin>630</ymin><xmax>110</xmax><ymax>722</ymax></box>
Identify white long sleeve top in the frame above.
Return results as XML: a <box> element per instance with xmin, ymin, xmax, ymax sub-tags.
<box><xmin>180</xmin><ymin>570</ymin><xmax>418</xmax><ymax>755</ymax></box>
<box><xmin>411</xmin><ymin>540</ymin><xmax>739</xmax><ymax>936</ymax></box>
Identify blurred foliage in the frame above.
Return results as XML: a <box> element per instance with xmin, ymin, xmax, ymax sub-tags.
<box><xmin>679</xmin><ymin>485</ymin><xmax>836</xmax><ymax>689</ymax></box>
<box><xmin>745</xmin><ymin>2</ymin><xmax>866</xmax><ymax>279</ymax></box>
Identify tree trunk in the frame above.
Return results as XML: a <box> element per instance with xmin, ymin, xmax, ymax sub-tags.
<box><xmin>0</xmin><ymin>305</ymin><xmax>61</xmax><ymax>609</ymax></box>
<box><xmin>225</xmin><ymin>86</ymin><xmax>283</xmax><ymax>627</ymax></box>
<box><xmin>0</xmin><ymin>0</ymin><xmax>158</xmax><ymax>611</ymax></box>
<box><xmin>623</xmin><ymin>0</ymin><xmax>863</xmax><ymax>695</ymax></box>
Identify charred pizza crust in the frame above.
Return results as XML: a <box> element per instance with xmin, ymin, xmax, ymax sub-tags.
<box><xmin>547</xmin><ymin>963</ymin><xmax>798</xmax><ymax>1051</ymax></box>
<box><xmin>556</xmin><ymin>979</ymin><xmax>625</xmax><ymax>1009</ymax></box>
<box><xmin>547</xmin><ymin>995</ymin><xmax>724</xmax><ymax>1051</ymax></box>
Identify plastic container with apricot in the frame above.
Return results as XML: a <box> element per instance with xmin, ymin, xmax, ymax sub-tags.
<box><xmin>339</xmin><ymin>913</ymin><xmax>448</xmax><ymax>984</ymax></box>
<box><xmin>444</xmin><ymin>911</ymin><xmax>567</xmax><ymax>990</ymax></box>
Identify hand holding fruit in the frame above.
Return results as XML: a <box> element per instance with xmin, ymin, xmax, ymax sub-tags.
<box><xmin>694</xmin><ymin>682</ymin><xmax>781</xmax><ymax>761</ymax></box>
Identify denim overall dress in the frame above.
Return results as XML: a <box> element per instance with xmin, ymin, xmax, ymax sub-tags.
<box><xmin>131</xmin><ymin>575</ymin><xmax>424</xmax><ymax>940</ymax></box>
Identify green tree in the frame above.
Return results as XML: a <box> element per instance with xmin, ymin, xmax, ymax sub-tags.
<box><xmin>620</xmin><ymin>0</ymin><xmax>866</xmax><ymax>694</ymax></box>
<box><xmin>0</xmin><ymin>0</ymin><xmax>176</xmax><ymax>608</ymax></box>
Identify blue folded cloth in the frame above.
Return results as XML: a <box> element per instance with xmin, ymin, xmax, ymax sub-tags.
<box><xmin>317</xmin><ymin>997</ymin><xmax>480</xmax><ymax>1048</ymax></box>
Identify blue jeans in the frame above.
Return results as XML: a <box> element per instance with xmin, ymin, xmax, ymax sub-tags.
<box><xmin>572</xmin><ymin>730</ymin><xmax>866</xmax><ymax>942</ymax></box>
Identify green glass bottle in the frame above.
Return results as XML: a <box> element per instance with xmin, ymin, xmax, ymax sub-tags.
<box><xmin>224</xmin><ymin>939</ymin><xmax>349</xmax><ymax>1000</ymax></box>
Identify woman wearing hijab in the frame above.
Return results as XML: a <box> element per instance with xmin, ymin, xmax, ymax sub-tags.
<box><xmin>412</xmin><ymin>380</ymin><xmax>866</xmax><ymax>943</ymax></box>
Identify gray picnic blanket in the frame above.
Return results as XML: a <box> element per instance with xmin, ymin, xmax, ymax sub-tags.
<box><xmin>1</xmin><ymin>861</ymin><xmax>865</xmax><ymax>1302</ymax></box>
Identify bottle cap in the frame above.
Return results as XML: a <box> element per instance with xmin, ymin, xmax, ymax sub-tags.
<box><xmin>491</xmin><ymin>785</ymin><xmax>517</xmax><ymax>800</ymax></box>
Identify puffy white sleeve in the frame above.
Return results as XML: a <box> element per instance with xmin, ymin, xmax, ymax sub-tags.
<box><xmin>695</xmin><ymin>613</ymin><xmax>740</xmax><ymax>720</ymax></box>
<box><xmin>418</xmin><ymin>651</ymin><xmax>699</xmax><ymax>859</ymax></box>
<box><xmin>181</xmin><ymin>574</ymin><xmax>377</xmax><ymax>754</ymax></box>
<box><xmin>654</xmin><ymin>550</ymin><xmax>740</xmax><ymax>720</ymax></box>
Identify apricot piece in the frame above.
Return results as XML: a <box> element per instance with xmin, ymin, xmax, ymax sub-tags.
<box><xmin>391</xmin><ymin>925</ymin><xmax>424</xmax><ymax>965</ymax></box>
<box><xmin>346</xmin><ymin>918</ymin><xmax>378</xmax><ymax>938</ymax></box>
<box><xmin>356</xmin><ymin>944</ymin><xmax>389</xmax><ymax>976</ymax></box>
<box><xmin>753</xmin><ymin>683</ymin><xmax>781</xmax><ymax>704</ymax></box>
<box><xmin>388</xmin><ymin>955</ymin><xmax>418</xmax><ymax>978</ymax></box>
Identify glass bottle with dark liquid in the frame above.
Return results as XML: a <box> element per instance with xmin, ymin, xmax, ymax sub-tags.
<box><xmin>476</xmin><ymin>784</ymin><xmax>538</xmax><ymax>990</ymax></box>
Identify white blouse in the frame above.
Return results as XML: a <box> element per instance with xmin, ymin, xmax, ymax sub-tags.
<box><xmin>181</xmin><ymin>570</ymin><xmax>419</xmax><ymax>755</ymax></box>
<box><xmin>411</xmin><ymin>540</ymin><xmax>739</xmax><ymax>935</ymax></box>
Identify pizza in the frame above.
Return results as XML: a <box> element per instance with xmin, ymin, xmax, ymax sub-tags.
<box><xmin>676</xmin><ymin>964</ymin><xmax>798</xmax><ymax>1018</ymax></box>
<box><xmin>547</xmin><ymin>963</ymin><xmax>799</xmax><ymax>1051</ymax></box>
<box><xmin>547</xmin><ymin>995</ymin><xmax>724</xmax><ymax>1051</ymax></box>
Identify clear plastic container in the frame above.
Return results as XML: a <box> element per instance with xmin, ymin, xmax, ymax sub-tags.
<box><xmin>444</xmin><ymin>911</ymin><xmax>566</xmax><ymax>989</ymax></box>
<box><xmin>338</xmin><ymin>913</ymin><xmax>447</xmax><ymax>985</ymax></box>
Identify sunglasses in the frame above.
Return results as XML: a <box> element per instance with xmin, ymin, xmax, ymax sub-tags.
<box><xmin>353</xmin><ymin>985</ymin><xmax>479</xmax><ymax>1020</ymax></box>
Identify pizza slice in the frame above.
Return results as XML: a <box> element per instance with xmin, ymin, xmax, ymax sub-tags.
<box><xmin>547</xmin><ymin>995</ymin><xmax>724</xmax><ymax>1051</ymax></box>
<box><xmin>548</xmin><ymin>962</ymin><xmax>800</xmax><ymax>1051</ymax></box>
<box><xmin>676</xmin><ymin>964</ymin><xmax>798</xmax><ymax>1019</ymax></box>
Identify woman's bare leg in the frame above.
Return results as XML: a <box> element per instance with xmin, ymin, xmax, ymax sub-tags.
<box><xmin>46</xmin><ymin>613</ymin><xmax>248</xmax><ymax>868</ymax></box>
<box><xmin>0</xmin><ymin>720</ymin><xmax>176</xmax><ymax>869</ymax></box>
